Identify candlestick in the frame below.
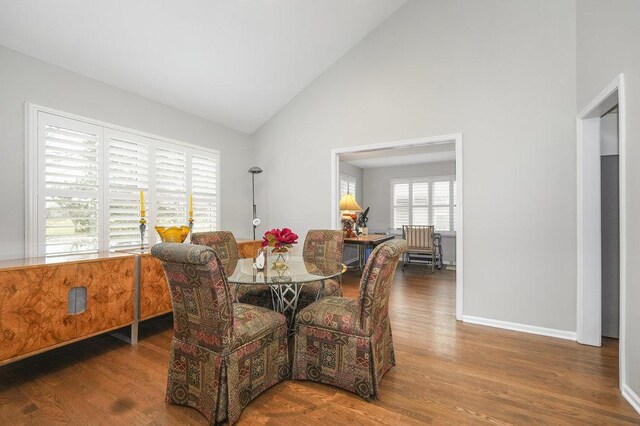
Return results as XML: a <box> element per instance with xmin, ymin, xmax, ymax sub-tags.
<box><xmin>140</xmin><ymin>191</ymin><xmax>145</xmax><ymax>217</ymax></box>
<box><xmin>188</xmin><ymin>193</ymin><xmax>193</xmax><ymax>218</ymax></box>
<box><xmin>139</xmin><ymin>217</ymin><xmax>147</xmax><ymax>250</ymax></box>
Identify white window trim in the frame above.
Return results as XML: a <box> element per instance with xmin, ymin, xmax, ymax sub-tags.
<box><xmin>390</xmin><ymin>175</ymin><xmax>456</xmax><ymax>235</ymax></box>
<box><xmin>24</xmin><ymin>102</ymin><xmax>222</xmax><ymax>257</ymax></box>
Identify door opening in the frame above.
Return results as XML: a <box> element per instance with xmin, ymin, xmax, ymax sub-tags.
<box><xmin>331</xmin><ymin>133</ymin><xmax>464</xmax><ymax>320</ymax></box>
<box><xmin>576</xmin><ymin>74</ymin><xmax>626</xmax><ymax>392</ymax></box>
<box><xmin>600</xmin><ymin>106</ymin><xmax>620</xmax><ymax>341</ymax></box>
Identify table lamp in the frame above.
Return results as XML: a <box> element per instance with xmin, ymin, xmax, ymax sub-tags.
<box><xmin>339</xmin><ymin>193</ymin><xmax>363</xmax><ymax>237</ymax></box>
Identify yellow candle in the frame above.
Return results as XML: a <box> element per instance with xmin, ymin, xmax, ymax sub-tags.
<box><xmin>188</xmin><ymin>193</ymin><xmax>193</xmax><ymax>217</ymax></box>
<box><xmin>140</xmin><ymin>191</ymin><xmax>145</xmax><ymax>217</ymax></box>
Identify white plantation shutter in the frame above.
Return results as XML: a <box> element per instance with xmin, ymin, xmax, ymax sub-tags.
<box><xmin>432</xmin><ymin>181</ymin><xmax>450</xmax><ymax>205</ymax></box>
<box><xmin>411</xmin><ymin>182</ymin><xmax>429</xmax><ymax>225</ymax></box>
<box><xmin>392</xmin><ymin>182</ymin><xmax>410</xmax><ymax>229</ymax></box>
<box><xmin>391</xmin><ymin>176</ymin><xmax>456</xmax><ymax>232</ymax></box>
<box><xmin>191</xmin><ymin>155</ymin><xmax>218</xmax><ymax>232</ymax></box>
<box><xmin>107</xmin><ymin>130</ymin><xmax>149</xmax><ymax>249</ymax></box>
<box><xmin>39</xmin><ymin>113</ymin><xmax>101</xmax><ymax>255</ymax></box>
<box><xmin>339</xmin><ymin>174</ymin><xmax>357</xmax><ymax>198</ymax></box>
<box><xmin>432</xmin><ymin>180</ymin><xmax>451</xmax><ymax>231</ymax></box>
<box><xmin>30</xmin><ymin>108</ymin><xmax>221</xmax><ymax>257</ymax></box>
<box><xmin>155</xmin><ymin>148</ymin><xmax>187</xmax><ymax>227</ymax></box>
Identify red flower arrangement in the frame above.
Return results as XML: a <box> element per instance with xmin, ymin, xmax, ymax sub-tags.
<box><xmin>262</xmin><ymin>228</ymin><xmax>299</xmax><ymax>251</ymax></box>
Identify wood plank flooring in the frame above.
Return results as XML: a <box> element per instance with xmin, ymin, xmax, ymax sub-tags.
<box><xmin>0</xmin><ymin>267</ymin><xmax>638</xmax><ymax>424</ymax></box>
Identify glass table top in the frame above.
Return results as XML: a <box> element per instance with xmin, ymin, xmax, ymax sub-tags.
<box><xmin>226</xmin><ymin>256</ymin><xmax>346</xmax><ymax>285</ymax></box>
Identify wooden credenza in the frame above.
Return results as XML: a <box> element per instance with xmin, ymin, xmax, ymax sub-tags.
<box><xmin>236</xmin><ymin>239</ymin><xmax>262</xmax><ymax>259</ymax></box>
<box><xmin>0</xmin><ymin>253</ymin><xmax>135</xmax><ymax>366</ymax></box>
<box><xmin>0</xmin><ymin>239</ymin><xmax>262</xmax><ymax>366</ymax></box>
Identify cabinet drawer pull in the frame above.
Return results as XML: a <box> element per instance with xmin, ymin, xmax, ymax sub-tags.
<box><xmin>67</xmin><ymin>286</ymin><xmax>87</xmax><ymax>315</ymax></box>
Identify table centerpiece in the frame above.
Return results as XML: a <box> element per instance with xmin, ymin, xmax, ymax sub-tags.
<box><xmin>262</xmin><ymin>227</ymin><xmax>299</xmax><ymax>269</ymax></box>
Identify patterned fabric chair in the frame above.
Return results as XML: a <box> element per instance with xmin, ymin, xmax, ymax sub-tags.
<box><xmin>292</xmin><ymin>239</ymin><xmax>407</xmax><ymax>400</ymax></box>
<box><xmin>191</xmin><ymin>231</ymin><xmax>272</xmax><ymax>307</ymax></box>
<box><xmin>297</xmin><ymin>229</ymin><xmax>344</xmax><ymax>308</ymax></box>
<box><xmin>151</xmin><ymin>243</ymin><xmax>289</xmax><ymax>425</ymax></box>
<box><xmin>191</xmin><ymin>231</ymin><xmax>239</xmax><ymax>268</ymax></box>
<box><xmin>402</xmin><ymin>225</ymin><xmax>441</xmax><ymax>272</ymax></box>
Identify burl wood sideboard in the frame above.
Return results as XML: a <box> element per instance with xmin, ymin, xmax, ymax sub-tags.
<box><xmin>0</xmin><ymin>252</ymin><xmax>135</xmax><ymax>366</ymax></box>
<box><xmin>0</xmin><ymin>239</ymin><xmax>262</xmax><ymax>366</ymax></box>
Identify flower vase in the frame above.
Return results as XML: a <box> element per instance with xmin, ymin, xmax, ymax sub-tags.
<box><xmin>271</xmin><ymin>248</ymin><xmax>290</xmax><ymax>270</ymax></box>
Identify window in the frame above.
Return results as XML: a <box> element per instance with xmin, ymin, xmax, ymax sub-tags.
<box><xmin>391</xmin><ymin>176</ymin><xmax>456</xmax><ymax>232</ymax></box>
<box><xmin>339</xmin><ymin>174</ymin><xmax>357</xmax><ymax>198</ymax></box>
<box><xmin>29</xmin><ymin>108</ymin><xmax>219</xmax><ymax>257</ymax></box>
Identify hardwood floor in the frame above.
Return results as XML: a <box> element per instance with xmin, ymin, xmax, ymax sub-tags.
<box><xmin>0</xmin><ymin>267</ymin><xmax>638</xmax><ymax>424</ymax></box>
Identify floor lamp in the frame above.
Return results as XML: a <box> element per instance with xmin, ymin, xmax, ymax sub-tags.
<box><xmin>249</xmin><ymin>166</ymin><xmax>263</xmax><ymax>240</ymax></box>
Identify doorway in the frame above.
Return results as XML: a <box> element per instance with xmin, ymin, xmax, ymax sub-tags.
<box><xmin>330</xmin><ymin>133</ymin><xmax>463</xmax><ymax>320</ymax></box>
<box><xmin>576</xmin><ymin>74</ymin><xmax>626</xmax><ymax>390</ymax></box>
<box><xmin>601</xmin><ymin>106</ymin><xmax>620</xmax><ymax>341</ymax></box>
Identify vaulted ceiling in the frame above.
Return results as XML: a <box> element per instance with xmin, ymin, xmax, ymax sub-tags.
<box><xmin>0</xmin><ymin>0</ymin><xmax>406</xmax><ymax>134</ymax></box>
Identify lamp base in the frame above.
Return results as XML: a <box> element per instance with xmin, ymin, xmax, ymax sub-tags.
<box><xmin>340</xmin><ymin>216</ymin><xmax>356</xmax><ymax>238</ymax></box>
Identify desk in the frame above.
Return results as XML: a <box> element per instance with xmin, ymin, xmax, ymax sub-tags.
<box><xmin>344</xmin><ymin>234</ymin><xmax>395</xmax><ymax>271</ymax></box>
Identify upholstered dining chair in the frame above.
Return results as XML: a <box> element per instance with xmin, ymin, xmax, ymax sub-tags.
<box><xmin>191</xmin><ymin>231</ymin><xmax>271</xmax><ymax>307</ymax></box>
<box><xmin>191</xmin><ymin>231</ymin><xmax>239</xmax><ymax>270</ymax></box>
<box><xmin>292</xmin><ymin>239</ymin><xmax>407</xmax><ymax>400</ymax></box>
<box><xmin>151</xmin><ymin>243</ymin><xmax>289</xmax><ymax>425</ymax></box>
<box><xmin>402</xmin><ymin>225</ymin><xmax>440</xmax><ymax>272</ymax></box>
<box><xmin>297</xmin><ymin>229</ymin><xmax>344</xmax><ymax>308</ymax></box>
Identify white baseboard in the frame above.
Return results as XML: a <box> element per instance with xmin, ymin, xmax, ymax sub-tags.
<box><xmin>463</xmin><ymin>315</ymin><xmax>577</xmax><ymax>341</ymax></box>
<box><xmin>622</xmin><ymin>384</ymin><xmax>640</xmax><ymax>415</ymax></box>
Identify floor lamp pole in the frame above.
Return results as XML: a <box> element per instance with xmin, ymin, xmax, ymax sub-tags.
<box><xmin>252</xmin><ymin>172</ymin><xmax>257</xmax><ymax>240</ymax></box>
<box><xmin>249</xmin><ymin>166</ymin><xmax>263</xmax><ymax>241</ymax></box>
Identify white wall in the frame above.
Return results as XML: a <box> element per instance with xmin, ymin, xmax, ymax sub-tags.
<box><xmin>577</xmin><ymin>0</ymin><xmax>640</xmax><ymax>401</ymax></box>
<box><xmin>253</xmin><ymin>0</ymin><xmax>577</xmax><ymax>331</ymax></box>
<box><xmin>0</xmin><ymin>45</ymin><xmax>254</xmax><ymax>260</ymax></box>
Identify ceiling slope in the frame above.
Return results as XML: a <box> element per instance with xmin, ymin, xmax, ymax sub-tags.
<box><xmin>0</xmin><ymin>0</ymin><xmax>406</xmax><ymax>133</ymax></box>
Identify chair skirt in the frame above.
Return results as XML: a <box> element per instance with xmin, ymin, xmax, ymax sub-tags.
<box><xmin>292</xmin><ymin>315</ymin><xmax>395</xmax><ymax>400</ymax></box>
<box><xmin>166</xmin><ymin>321</ymin><xmax>289</xmax><ymax>424</ymax></box>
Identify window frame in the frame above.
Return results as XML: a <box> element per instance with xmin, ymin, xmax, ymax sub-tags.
<box><xmin>390</xmin><ymin>175</ymin><xmax>456</xmax><ymax>235</ymax></box>
<box><xmin>25</xmin><ymin>103</ymin><xmax>221</xmax><ymax>257</ymax></box>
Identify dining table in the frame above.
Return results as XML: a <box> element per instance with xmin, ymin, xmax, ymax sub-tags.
<box><xmin>226</xmin><ymin>255</ymin><xmax>346</xmax><ymax>330</ymax></box>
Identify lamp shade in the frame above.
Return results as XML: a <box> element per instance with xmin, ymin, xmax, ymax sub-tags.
<box><xmin>339</xmin><ymin>193</ymin><xmax>363</xmax><ymax>212</ymax></box>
